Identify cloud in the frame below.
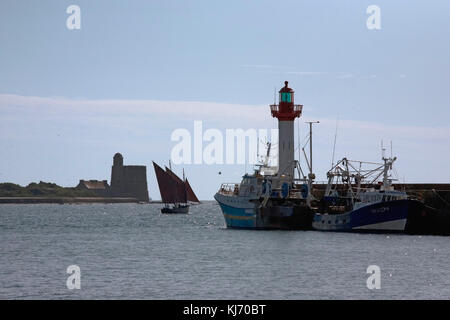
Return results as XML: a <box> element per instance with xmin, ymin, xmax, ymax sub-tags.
<box><xmin>2</xmin><ymin>94</ymin><xmax>450</xmax><ymax>141</ymax></box>
<box><xmin>359</xmin><ymin>74</ymin><xmax>377</xmax><ymax>79</ymax></box>
<box><xmin>1</xmin><ymin>93</ymin><xmax>450</xmax><ymax>194</ymax></box>
<box><xmin>336</xmin><ymin>73</ymin><xmax>353</xmax><ymax>79</ymax></box>
<box><xmin>2</xmin><ymin>93</ymin><xmax>450</xmax><ymax>169</ymax></box>
<box><xmin>0</xmin><ymin>93</ymin><xmax>269</xmax><ymax>124</ymax></box>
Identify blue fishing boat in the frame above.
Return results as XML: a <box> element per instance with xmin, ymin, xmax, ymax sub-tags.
<box><xmin>313</xmin><ymin>155</ymin><xmax>425</xmax><ymax>233</ymax></box>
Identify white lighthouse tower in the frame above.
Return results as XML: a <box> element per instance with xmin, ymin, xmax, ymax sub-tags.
<box><xmin>270</xmin><ymin>81</ymin><xmax>303</xmax><ymax>179</ymax></box>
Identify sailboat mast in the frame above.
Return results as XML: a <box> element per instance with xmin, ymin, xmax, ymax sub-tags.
<box><xmin>183</xmin><ymin>168</ymin><xmax>187</xmax><ymax>204</ymax></box>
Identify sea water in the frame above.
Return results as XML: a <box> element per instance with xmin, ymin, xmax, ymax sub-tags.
<box><xmin>0</xmin><ymin>202</ymin><xmax>449</xmax><ymax>299</ymax></box>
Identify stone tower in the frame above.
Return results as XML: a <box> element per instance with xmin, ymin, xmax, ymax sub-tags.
<box><xmin>110</xmin><ymin>153</ymin><xmax>149</xmax><ymax>202</ymax></box>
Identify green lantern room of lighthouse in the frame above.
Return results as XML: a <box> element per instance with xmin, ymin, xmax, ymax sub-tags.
<box><xmin>279</xmin><ymin>81</ymin><xmax>294</xmax><ymax>103</ymax></box>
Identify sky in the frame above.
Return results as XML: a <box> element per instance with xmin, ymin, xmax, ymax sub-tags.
<box><xmin>0</xmin><ymin>0</ymin><xmax>449</xmax><ymax>200</ymax></box>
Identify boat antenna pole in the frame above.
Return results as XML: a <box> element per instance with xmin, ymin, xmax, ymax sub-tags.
<box><xmin>297</xmin><ymin>117</ymin><xmax>301</xmax><ymax>171</ymax></box>
<box><xmin>331</xmin><ymin>113</ymin><xmax>339</xmax><ymax>168</ymax></box>
<box><xmin>274</xmin><ymin>86</ymin><xmax>276</xmax><ymax>105</ymax></box>
<box><xmin>305</xmin><ymin>121</ymin><xmax>319</xmax><ymax>204</ymax></box>
<box><xmin>265</xmin><ymin>142</ymin><xmax>271</xmax><ymax>167</ymax></box>
<box><xmin>306</xmin><ymin>121</ymin><xmax>320</xmax><ymax>181</ymax></box>
<box><xmin>390</xmin><ymin>141</ymin><xmax>393</xmax><ymax>159</ymax></box>
<box><xmin>169</xmin><ymin>159</ymin><xmax>172</xmax><ymax>171</ymax></box>
<box><xmin>257</xmin><ymin>137</ymin><xmax>260</xmax><ymax>163</ymax></box>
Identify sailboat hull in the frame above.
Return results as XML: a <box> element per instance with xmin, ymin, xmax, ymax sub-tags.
<box><xmin>161</xmin><ymin>205</ymin><xmax>189</xmax><ymax>214</ymax></box>
<box><xmin>153</xmin><ymin>162</ymin><xmax>200</xmax><ymax>214</ymax></box>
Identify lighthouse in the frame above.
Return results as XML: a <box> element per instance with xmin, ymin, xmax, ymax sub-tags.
<box><xmin>270</xmin><ymin>81</ymin><xmax>303</xmax><ymax>179</ymax></box>
<box><xmin>214</xmin><ymin>80</ymin><xmax>314</xmax><ymax>230</ymax></box>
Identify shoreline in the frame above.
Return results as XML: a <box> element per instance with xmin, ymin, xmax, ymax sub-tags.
<box><xmin>0</xmin><ymin>197</ymin><xmax>142</xmax><ymax>204</ymax></box>
<box><xmin>0</xmin><ymin>198</ymin><xmax>211</xmax><ymax>204</ymax></box>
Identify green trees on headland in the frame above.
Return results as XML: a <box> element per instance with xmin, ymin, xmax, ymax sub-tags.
<box><xmin>0</xmin><ymin>181</ymin><xmax>97</xmax><ymax>197</ymax></box>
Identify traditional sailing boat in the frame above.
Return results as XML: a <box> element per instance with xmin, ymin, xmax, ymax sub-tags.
<box><xmin>152</xmin><ymin>161</ymin><xmax>200</xmax><ymax>214</ymax></box>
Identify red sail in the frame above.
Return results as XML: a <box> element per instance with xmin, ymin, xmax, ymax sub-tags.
<box><xmin>153</xmin><ymin>162</ymin><xmax>180</xmax><ymax>204</ymax></box>
<box><xmin>185</xmin><ymin>178</ymin><xmax>200</xmax><ymax>203</ymax></box>
<box><xmin>165</xmin><ymin>167</ymin><xmax>184</xmax><ymax>184</ymax></box>
<box><xmin>165</xmin><ymin>167</ymin><xmax>187</xmax><ymax>204</ymax></box>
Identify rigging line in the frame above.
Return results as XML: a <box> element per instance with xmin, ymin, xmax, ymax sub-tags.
<box><xmin>302</xmin><ymin>135</ymin><xmax>310</xmax><ymax>149</ymax></box>
<box><xmin>432</xmin><ymin>189</ymin><xmax>450</xmax><ymax>207</ymax></box>
<box><xmin>301</xmin><ymin>132</ymin><xmax>310</xmax><ymax>145</ymax></box>
<box><xmin>393</xmin><ymin>166</ymin><xmax>400</xmax><ymax>180</ymax></box>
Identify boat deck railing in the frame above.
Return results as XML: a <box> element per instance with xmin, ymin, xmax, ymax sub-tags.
<box><xmin>218</xmin><ymin>183</ymin><xmax>240</xmax><ymax>196</ymax></box>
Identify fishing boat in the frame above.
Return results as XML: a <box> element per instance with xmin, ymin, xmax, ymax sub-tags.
<box><xmin>214</xmin><ymin>81</ymin><xmax>316</xmax><ymax>230</ymax></box>
<box><xmin>153</xmin><ymin>162</ymin><xmax>200</xmax><ymax>214</ymax></box>
<box><xmin>312</xmin><ymin>155</ymin><xmax>425</xmax><ymax>233</ymax></box>
<box><xmin>214</xmin><ymin>160</ymin><xmax>315</xmax><ymax>229</ymax></box>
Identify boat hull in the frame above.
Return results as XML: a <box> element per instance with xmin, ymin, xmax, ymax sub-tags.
<box><xmin>258</xmin><ymin>205</ymin><xmax>314</xmax><ymax>230</ymax></box>
<box><xmin>214</xmin><ymin>193</ymin><xmax>258</xmax><ymax>228</ymax></box>
<box><xmin>214</xmin><ymin>193</ymin><xmax>313</xmax><ymax>230</ymax></box>
<box><xmin>218</xmin><ymin>201</ymin><xmax>259</xmax><ymax>229</ymax></box>
<box><xmin>161</xmin><ymin>205</ymin><xmax>189</xmax><ymax>214</ymax></box>
<box><xmin>313</xmin><ymin>199</ymin><xmax>424</xmax><ymax>233</ymax></box>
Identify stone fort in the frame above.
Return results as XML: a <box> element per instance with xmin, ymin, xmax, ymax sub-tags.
<box><xmin>110</xmin><ymin>153</ymin><xmax>149</xmax><ymax>202</ymax></box>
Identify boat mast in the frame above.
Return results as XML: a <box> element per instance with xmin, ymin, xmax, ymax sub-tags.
<box><xmin>331</xmin><ymin>114</ymin><xmax>339</xmax><ymax>168</ymax></box>
<box><xmin>297</xmin><ymin>117</ymin><xmax>301</xmax><ymax>170</ymax></box>
<box><xmin>306</xmin><ymin>121</ymin><xmax>319</xmax><ymax>183</ymax></box>
<box><xmin>264</xmin><ymin>142</ymin><xmax>271</xmax><ymax>167</ymax></box>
